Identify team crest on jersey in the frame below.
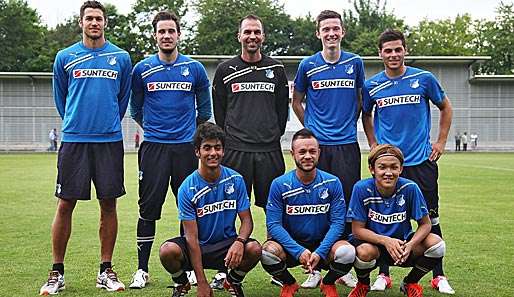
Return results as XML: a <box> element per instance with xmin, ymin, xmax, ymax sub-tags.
<box><xmin>319</xmin><ymin>188</ymin><xmax>329</xmax><ymax>199</ymax></box>
<box><xmin>397</xmin><ymin>195</ymin><xmax>405</xmax><ymax>206</ymax></box>
<box><xmin>265</xmin><ymin>69</ymin><xmax>275</xmax><ymax>79</ymax></box>
<box><xmin>345</xmin><ymin>64</ymin><xmax>354</xmax><ymax>75</ymax></box>
<box><xmin>107</xmin><ymin>56</ymin><xmax>117</xmax><ymax>65</ymax></box>
<box><xmin>181</xmin><ymin>66</ymin><xmax>190</xmax><ymax>77</ymax></box>
<box><xmin>410</xmin><ymin>79</ymin><xmax>420</xmax><ymax>89</ymax></box>
<box><xmin>225</xmin><ymin>183</ymin><xmax>235</xmax><ymax>194</ymax></box>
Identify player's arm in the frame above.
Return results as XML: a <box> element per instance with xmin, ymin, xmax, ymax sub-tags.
<box><xmin>182</xmin><ymin>220</ymin><xmax>212</xmax><ymax>297</ymax></box>
<box><xmin>117</xmin><ymin>54</ymin><xmax>132</xmax><ymax>120</ymax></box>
<box><xmin>52</xmin><ymin>53</ymin><xmax>68</xmax><ymax>119</ymax></box>
<box><xmin>401</xmin><ymin>215</ymin><xmax>431</xmax><ymax>262</ymax></box>
<box><xmin>212</xmin><ymin>67</ymin><xmax>228</xmax><ymax>128</ymax></box>
<box><xmin>276</xmin><ymin>67</ymin><xmax>290</xmax><ymax>135</ymax></box>
<box><xmin>266</xmin><ymin>181</ymin><xmax>306</xmax><ymax>260</ymax></box>
<box><xmin>292</xmin><ymin>89</ymin><xmax>306</xmax><ymax>125</ymax></box>
<box><xmin>129</xmin><ymin>65</ymin><xmax>144</xmax><ymax>127</ymax></box>
<box><xmin>430</xmin><ymin>97</ymin><xmax>453</xmax><ymax>161</ymax></box>
<box><xmin>225</xmin><ymin>209</ymin><xmax>253</xmax><ymax>269</ymax></box>
<box><xmin>195</xmin><ymin>63</ymin><xmax>213</xmax><ymax>125</ymax></box>
<box><xmin>361</xmin><ymin>86</ymin><xmax>378</xmax><ymax>149</ymax></box>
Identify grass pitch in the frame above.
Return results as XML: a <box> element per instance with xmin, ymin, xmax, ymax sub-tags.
<box><xmin>1</xmin><ymin>152</ymin><xmax>513</xmax><ymax>296</ymax></box>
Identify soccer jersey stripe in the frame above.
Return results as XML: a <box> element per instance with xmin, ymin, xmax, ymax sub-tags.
<box><xmin>402</xmin><ymin>71</ymin><xmax>430</xmax><ymax>80</ymax></box>
<box><xmin>219</xmin><ymin>174</ymin><xmax>242</xmax><ymax>184</ymax></box>
<box><xmin>306</xmin><ymin>64</ymin><xmax>329</xmax><ymax>76</ymax></box>
<box><xmin>363</xmin><ymin>197</ymin><xmax>384</xmax><ymax>205</ymax></box>
<box><xmin>223</xmin><ymin>69</ymin><xmax>252</xmax><ymax>84</ymax></box>
<box><xmin>64</xmin><ymin>54</ymin><xmax>93</xmax><ymax>71</ymax></box>
<box><xmin>338</xmin><ymin>56</ymin><xmax>360</xmax><ymax>65</ymax></box>
<box><xmin>141</xmin><ymin>65</ymin><xmax>165</xmax><ymax>79</ymax></box>
<box><xmin>306</xmin><ymin>65</ymin><xmax>330</xmax><ymax>78</ymax></box>
<box><xmin>281</xmin><ymin>187</ymin><xmax>304</xmax><ymax>197</ymax></box>
<box><xmin>98</xmin><ymin>51</ymin><xmax>127</xmax><ymax>57</ymax></box>
<box><xmin>394</xmin><ymin>182</ymin><xmax>416</xmax><ymax>196</ymax></box>
<box><xmin>282</xmin><ymin>189</ymin><xmax>306</xmax><ymax>199</ymax></box>
<box><xmin>369</xmin><ymin>81</ymin><xmax>393</xmax><ymax>96</ymax></box>
<box><xmin>222</xmin><ymin>64</ymin><xmax>284</xmax><ymax>84</ymax></box>
<box><xmin>192</xmin><ymin>186</ymin><xmax>211</xmax><ymax>204</ymax></box>
<box><xmin>313</xmin><ymin>178</ymin><xmax>338</xmax><ymax>189</ymax></box>
<box><xmin>174</xmin><ymin>60</ymin><xmax>198</xmax><ymax>67</ymax></box>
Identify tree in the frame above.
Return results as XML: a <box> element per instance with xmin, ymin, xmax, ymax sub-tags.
<box><xmin>407</xmin><ymin>14</ymin><xmax>480</xmax><ymax>56</ymax></box>
<box><xmin>193</xmin><ymin>0</ymin><xmax>292</xmax><ymax>55</ymax></box>
<box><xmin>0</xmin><ymin>0</ymin><xmax>48</xmax><ymax>71</ymax></box>
<box><xmin>286</xmin><ymin>14</ymin><xmax>320</xmax><ymax>56</ymax></box>
<box><xmin>477</xmin><ymin>2</ymin><xmax>514</xmax><ymax>74</ymax></box>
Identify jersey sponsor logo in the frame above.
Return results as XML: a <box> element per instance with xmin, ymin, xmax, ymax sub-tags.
<box><xmin>231</xmin><ymin>82</ymin><xmax>275</xmax><ymax>93</ymax></box>
<box><xmin>368</xmin><ymin>209</ymin><xmax>406</xmax><ymax>224</ymax></box>
<box><xmin>311</xmin><ymin>79</ymin><xmax>355</xmax><ymax>90</ymax></box>
<box><xmin>286</xmin><ymin>203</ymin><xmax>330</xmax><ymax>215</ymax></box>
<box><xmin>376</xmin><ymin>94</ymin><xmax>421</xmax><ymax>108</ymax></box>
<box><xmin>147</xmin><ymin>81</ymin><xmax>192</xmax><ymax>91</ymax></box>
<box><xmin>73</xmin><ymin>69</ymin><xmax>118</xmax><ymax>79</ymax></box>
<box><xmin>196</xmin><ymin>200</ymin><xmax>236</xmax><ymax>217</ymax></box>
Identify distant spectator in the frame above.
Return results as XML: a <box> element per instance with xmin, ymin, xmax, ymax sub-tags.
<box><xmin>454</xmin><ymin>133</ymin><xmax>461</xmax><ymax>151</ymax></box>
<box><xmin>48</xmin><ymin>128</ymin><xmax>58</xmax><ymax>151</ymax></box>
<box><xmin>470</xmin><ymin>133</ymin><xmax>478</xmax><ymax>150</ymax></box>
<box><xmin>461</xmin><ymin>132</ymin><xmax>468</xmax><ymax>151</ymax></box>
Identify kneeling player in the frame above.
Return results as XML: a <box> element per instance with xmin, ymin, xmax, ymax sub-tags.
<box><xmin>159</xmin><ymin>123</ymin><xmax>261</xmax><ymax>297</ymax></box>
<box><xmin>261</xmin><ymin>129</ymin><xmax>355</xmax><ymax>297</ymax></box>
<box><xmin>347</xmin><ymin>144</ymin><xmax>446</xmax><ymax>297</ymax></box>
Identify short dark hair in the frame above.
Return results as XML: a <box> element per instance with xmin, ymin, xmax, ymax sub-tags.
<box><xmin>291</xmin><ymin>128</ymin><xmax>317</xmax><ymax>148</ymax></box>
<box><xmin>152</xmin><ymin>11</ymin><xmax>181</xmax><ymax>33</ymax></box>
<box><xmin>378</xmin><ymin>29</ymin><xmax>406</xmax><ymax>50</ymax></box>
<box><xmin>315</xmin><ymin>10</ymin><xmax>344</xmax><ymax>31</ymax></box>
<box><xmin>194</xmin><ymin>122</ymin><xmax>225</xmax><ymax>150</ymax></box>
<box><xmin>80</xmin><ymin>1</ymin><xmax>106</xmax><ymax>19</ymax></box>
<box><xmin>368</xmin><ymin>144</ymin><xmax>404</xmax><ymax>168</ymax></box>
<box><xmin>239</xmin><ymin>14</ymin><xmax>264</xmax><ymax>33</ymax></box>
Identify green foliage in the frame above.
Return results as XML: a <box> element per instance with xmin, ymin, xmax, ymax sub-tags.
<box><xmin>286</xmin><ymin>14</ymin><xmax>320</xmax><ymax>56</ymax></box>
<box><xmin>0</xmin><ymin>0</ymin><xmax>48</xmax><ymax>71</ymax></box>
<box><xmin>2</xmin><ymin>152</ymin><xmax>514</xmax><ymax>296</ymax></box>
<box><xmin>407</xmin><ymin>14</ymin><xmax>480</xmax><ymax>56</ymax></box>
<box><xmin>193</xmin><ymin>0</ymin><xmax>291</xmax><ymax>55</ymax></box>
<box><xmin>342</xmin><ymin>0</ymin><xmax>406</xmax><ymax>55</ymax></box>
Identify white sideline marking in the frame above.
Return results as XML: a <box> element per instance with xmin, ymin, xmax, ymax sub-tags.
<box><xmin>448</xmin><ymin>164</ymin><xmax>514</xmax><ymax>172</ymax></box>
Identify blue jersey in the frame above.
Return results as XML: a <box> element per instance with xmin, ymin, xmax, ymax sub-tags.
<box><xmin>294</xmin><ymin>51</ymin><xmax>365</xmax><ymax>145</ymax></box>
<box><xmin>53</xmin><ymin>41</ymin><xmax>132</xmax><ymax>142</ymax></box>
<box><xmin>178</xmin><ymin>166</ymin><xmax>250</xmax><ymax>246</ymax></box>
<box><xmin>130</xmin><ymin>54</ymin><xmax>211</xmax><ymax>143</ymax></box>
<box><xmin>362</xmin><ymin>67</ymin><xmax>446</xmax><ymax>165</ymax></box>
<box><xmin>266</xmin><ymin>169</ymin><xmax>346</xmax><ymax>260</ymax></box>
<box><xmin>347</xmin><ymin>177</ymin><xmax>428</xmax><ymax>240</ymax></box>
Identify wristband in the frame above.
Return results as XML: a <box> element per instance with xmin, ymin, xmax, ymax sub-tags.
<box><xmin>235</xmin><ymin>237</ymin><xmax>247</xmax><ymax>244</ymax></box>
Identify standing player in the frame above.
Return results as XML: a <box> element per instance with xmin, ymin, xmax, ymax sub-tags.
<box><xmin>291</xmin><ymin>9</ymin><xmax>364</xmax><ymax>288</ymax></box>
<box><xmin>347</xmin><ymin>144</ymin><xmax>446</xmax><ymax>297</ymax></box>
<box><xmin>159</xmin><ymin>122</ymin><xmax>262</xmax><ymax>297</ymax></box>
<box><xmin>39</xmin><ymin>1</ymin><xmax>131</xmax><ymax>295</ymax></box>
<box><xmin>262</xmin><ymin>128</ymin><xmax>355</xmax><ymax>297</ymax></box>
<box><xmin>128</xmin><ymin>11</ymin><xmax>212</xmax><ymax>289</ymax></box>
<box><xmin>212</xmin><ymin>14</ymin><xmax>289</xmax><ymax>288</ymax></box>
<box><xmin>361</xmin><ymin>29</ymin><xmax>454</xmax><ymax>294</ymax></box>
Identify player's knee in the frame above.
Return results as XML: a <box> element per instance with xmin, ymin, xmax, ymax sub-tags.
<box><xmin>354</xmin><ymin>256</ymin><xmax>376</xmax><ymax>270</ymax></box>
<box><xmin>424</xmin><ymin>240</ymin><xmax>446</xmax><ymax>258</ymax></box>
<box><xmin>355</xmin><ymin>243</ymin><xmax>377</xmax><ymax>261</ymax></box>
<box><xmin>159</xmin><ymin>242</ymin><xmax>182</xmax><ymax>261</ymax></box>
<box><xmin>245</xmin><ymin>240</ymin><xmax>262</xmax><ymax>259</ymax></box>
<box><xmin>334</xmin><ymin>244</ymin><xmax>356</xmax><ymax>264</ymax></box>
<box><xmin>261</xmin><ymin>250</ymin><xmax>282</xmax><ymax>265</ymax></box>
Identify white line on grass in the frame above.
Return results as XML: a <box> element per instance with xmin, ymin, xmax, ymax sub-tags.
<box><xmin>447</xmin><ymin>164</ymin><xmax>514</xmax><ymax>172</ymax></box>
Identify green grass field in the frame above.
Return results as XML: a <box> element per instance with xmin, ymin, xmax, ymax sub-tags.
<box><xmin>1</xmin><ymin>152</ymin><xmax>514</xmax><ymax>296</ymax></box>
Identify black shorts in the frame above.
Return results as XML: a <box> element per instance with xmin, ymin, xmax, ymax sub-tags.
<box><xmin>317</xmin><ymin>142</ymin><xmax>361</xmax><ymax>206</ymax></box>
<box><xmin>55</xmin><ymin>141</ymin><xmax>125</xmax><ymax>200</ymax></box>
<box><xmin>350</xmin><ymin>233</ymin><xmax>416</xmax><ymax>268</ymax></box>
<box><xmin>401</xmin><ymin>160</ymin><xmax>439</xmax><ymax>218</ymax></box>
<box><xmin>266</xmin><ymin>240</ymin><xmax>330</xmax><ymax>271</ymax></box>
<box><xmin>164</xmin><ymin>236</ymin><xmax>257</xmax><ymax>271</ymax></box>
<box><xmin>222</xmin><ymin>149</ymin><xmax>285</xmax><ymax>208</ymax></box>
<box><xmin>138</xmin><ymin>141</ymin><xmax>197</xmax><ymax>220</ymax></box>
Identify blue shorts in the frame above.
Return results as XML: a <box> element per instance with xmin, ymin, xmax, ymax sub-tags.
<box><xmin>55</xmin><ymin>141</ymin><xmax>125</xmax><ymax>200</ymax></box>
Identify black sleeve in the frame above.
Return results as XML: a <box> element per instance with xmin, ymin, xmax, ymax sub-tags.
<box><xmin>275</xmin><ymin>66</ymin><xmax>290</xmax><ymax>135</ymax></box>
<box><xmin>212</xmin><ymin>66</ymin><xmax>228</xmax><ymax>128</ymax></box>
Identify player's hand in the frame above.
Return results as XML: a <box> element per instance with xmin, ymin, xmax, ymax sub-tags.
<box><xmin>307</xmin><ymin>252</ymin><xmax>321</xmax><ymax>273</ymax></box>
<box><xmin>430</xmin><ymin>142</ymin><xmax>445</xmax><ymax>161</ymax></box>
<box><xmin>196</xmin><ymin>282</ymin><xmax>213</xmax><ymax>297</ymax></box>
<box><xmin>299</xmin><ymin>249</ymin><xmax>311</xmax><ymax>270</ymax></box>
<box><xmin>369</xmin><ymin>142</ymin><xmax>378</xmax><ymax>150</ymax></box>
<box><xmin>384</xmin><ymin>237</ymin><xmax>405</xmax><ymax>264</ymax></box>
<box><xmin>398</xmin><ymin>241</ymin><xmax>413</xmax><ymax>265</ymax></box>
<box><xmin>225</xmin><ymin>241</ymin><xmax>244</xmax><ymax>269</ymax></box>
